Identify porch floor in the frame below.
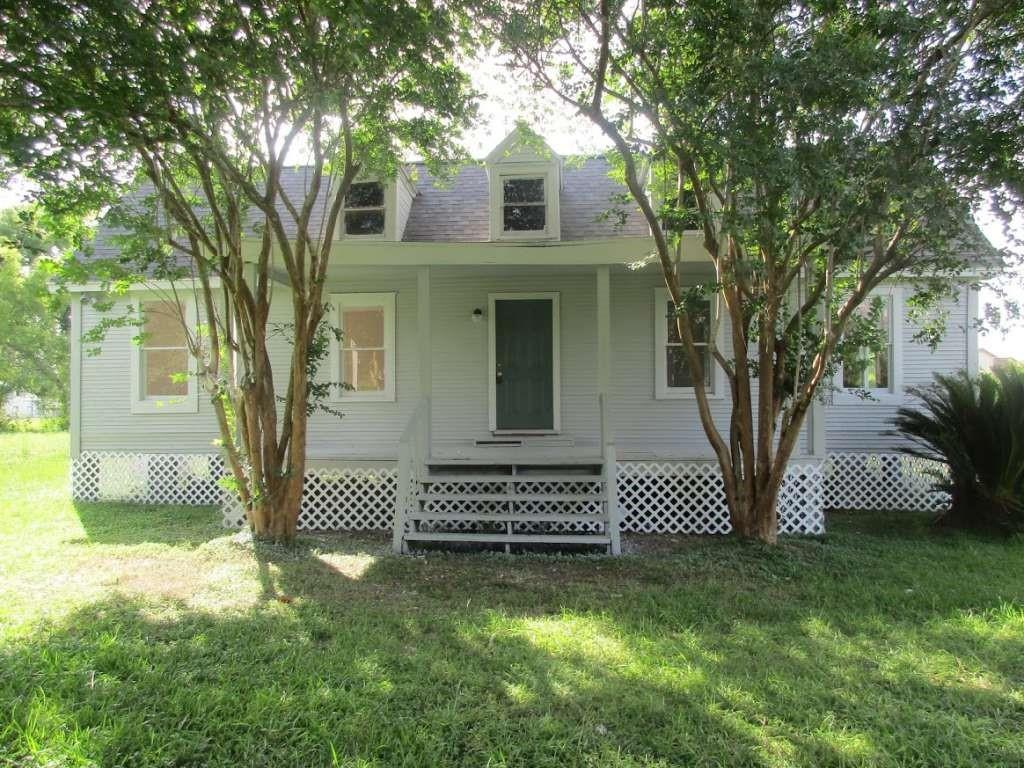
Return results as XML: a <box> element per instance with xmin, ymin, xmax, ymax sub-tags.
<box><xmin>429</xmin><ymin>438</ymin><xmax>603</xmax><ymax>465</ymax></box>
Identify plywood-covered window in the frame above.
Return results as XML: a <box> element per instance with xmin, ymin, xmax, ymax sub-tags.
<box><xmin>130</xmin><ymin>297</ymin><xmax>198</xmax><ymax>413</ymax></box>
<box><xmin>330</xmin><ymin>293</ymin><xmax>396</xmax><ymax>402</ymax></box>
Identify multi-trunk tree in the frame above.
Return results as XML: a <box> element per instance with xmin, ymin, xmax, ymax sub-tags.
<box><xmin>0</xmin><ymin>0</ymin><xmax>477</xmax><ymax>541</ymax></box>
<box><xmin>493</xmin><ymin>0</ymin><xmax>1023</xmax><ymax>541</ymax></box>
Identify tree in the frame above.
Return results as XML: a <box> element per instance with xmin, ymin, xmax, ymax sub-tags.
<box><xmin>0</xmin><ymin>0</ymin><xmax>477</xmax><ymax>541</ymax></box>
<box><xmin>492</xmin><ymin>0</ymin><xmax>1024</xmax><ymax>541</ymax></box>
<box><xmin>0</xmin><ymin>207</ymin><xmax>73</xmax><ymax>418</ymax></box>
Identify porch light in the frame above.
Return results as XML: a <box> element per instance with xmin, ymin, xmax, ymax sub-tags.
<box><xmin>472</xmin><ymin>307</ymin><xmax>484</xmax><ymax>323</ymax></box>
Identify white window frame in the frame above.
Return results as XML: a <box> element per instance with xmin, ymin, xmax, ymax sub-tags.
<box><xmin>329</xmin><ymin>292</ymin><xmax>397</xmax><ymax>402</ymax></box>
<box><xmin>654</xmin><ymin>287</ymin><xmax>724</xmax><ymax>400</ymax></box>
<box><xmin>834</xmin><ymin>286</ymin><xmax>903</xmax><ymax>404</ymax></box>
<box><xmin>129</xmin><ymin>296</ymin><xmax>199</xmax><ymax>414</ymax></box>
<box><xmin>340</xmin><ymin>180</ymin><xmax>389</xmax><ymax>240</ymax></box>
<box><xmin>489</xmin><ymin>162</ymin><xmax>560</xmax><ymax>242</ymax></box>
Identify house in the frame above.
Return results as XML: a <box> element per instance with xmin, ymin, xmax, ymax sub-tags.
<box><xmin>67</xmin><ymin>128</ymin><xmax>979</xmax><ymax>552</ymax></box>
<box><xmin>979</xmin><ymin>348</ymin><xmax>1018</xmax><ymax>372</ymax></box>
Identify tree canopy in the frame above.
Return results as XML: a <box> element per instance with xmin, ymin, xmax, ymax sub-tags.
<box><xmin>491</xmin><ymin>0</ymin><xmax>1024</xmax><ymax>540</ymax></box>
<box><xmin>0</xmin><ymin>0</ymin><xmax>479</xmax><ymax>540</ymax></box>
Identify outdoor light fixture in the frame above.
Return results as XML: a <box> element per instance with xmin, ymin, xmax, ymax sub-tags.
<box><xmin>472</xmin><ymin>307</ymin><xmax>484</xmax><ymax>323</ymax></box>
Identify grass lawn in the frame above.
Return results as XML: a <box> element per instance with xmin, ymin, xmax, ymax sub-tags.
<box><xmin>1</xmin><ymin>433</ymin><xmax>1022</xmax><ymax>767</ymax></box>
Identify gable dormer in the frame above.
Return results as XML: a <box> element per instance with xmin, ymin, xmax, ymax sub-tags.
<box><xmin>485</xmin><ymin>127</ymin><xmax>561</xmax><ymax>242</ymax></box>
<box><xmin>338</xmin><ymin>166</ymin><xmax>417</xmax><ymax>242</ymax></box>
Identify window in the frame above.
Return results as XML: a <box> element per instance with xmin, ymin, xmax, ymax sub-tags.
<box><xmin>343</xmin><ymin>182</ymin><xmax>386</xmax><ymax>236</ymax></box>
<box><xmin>502</xmin><ymin>177</ymin><xmax>546</xmax><ymax>232</ymax></box>
<box><xmin>834</xmin><ymin>288</ymin><xmax>903</xmax><ymax>403</ymax></box>
<box><xmin>654</xmin><ymin>288</ymin><xmax>719</xmax><ymax>399</ymax></box>
<box><xmin>841</xmin><ymin>294</ymin><xmax>895</xmax><ymax>392</ymax></box>
<box><xmin>330</xmin><ymin>293</ymin><xmax>396</xmax><ymax>401</ymax></box>
<box><xmin>130</xmin><ymin>298</ymin><xmax>198</xmax><ymax>413</ymax></box>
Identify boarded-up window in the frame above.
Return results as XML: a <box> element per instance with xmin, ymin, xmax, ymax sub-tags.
<box><xmin>333</xmin><ymin>293</ymin><xmax>396</xmax><ymax>401</ymax></box>
<box><xmin>141</xmin><ymin>300</ymin><xmax>189</xmax><ymax>397</ymax></box>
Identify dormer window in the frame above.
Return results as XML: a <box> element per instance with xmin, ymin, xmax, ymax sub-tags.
<box><xmin>502</xmin><ymin>177</ymin><xmax>546</xmax><ymax>232</ymax></box>
<box><xmin>344</xmin><ymin>182</ymin><xmax>385</xmax><ymax>236</ymax></box>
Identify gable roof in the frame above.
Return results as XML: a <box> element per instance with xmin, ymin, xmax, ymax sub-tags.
<box><xmin>402</xmin><ymin>157</ymin><xmax>649</xmax><ymax>242</ymax></box>
<box><xmin>84</xmin><ymin>154</ymin><xmax>650</xmax><ymax>260</ymax></box>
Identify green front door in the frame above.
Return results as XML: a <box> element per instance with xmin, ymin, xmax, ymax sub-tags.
<box><xmin>494</xmin><ymin>298</ymin><xmax>555</xmax><ymax>431</ymax></box>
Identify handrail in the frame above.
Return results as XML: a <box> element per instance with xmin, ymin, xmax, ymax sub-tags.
<box><xmin>394</xmin><ymin>396</ymin><xmax>431</xmax><ymax>554</ymax></box>
<box><xmin>599</xmin><ymin>392</ymin><xmax>612</xmax><ymax>448</ymax></box>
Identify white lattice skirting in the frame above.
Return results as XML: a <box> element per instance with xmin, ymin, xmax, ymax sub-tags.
<box><xmin>70</xmin><ymin>451</ymin><xmax>949</xmax><ymax>534</ymax></box>
<box><xmin>617</xmin><ymin>461</ymin><xmax>825</xmax><ymax>535</ymax></box>
<box><xmin>822</xmin><ymin>452</ymin><xmax>948</xmax><ymax>512</ymax></box>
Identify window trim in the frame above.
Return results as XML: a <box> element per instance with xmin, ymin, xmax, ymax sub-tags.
<box><xmin>328</xmin><ymin>292</ymin><xmax>397</xmax><ymax>403</ymax></box>
<box><xmin>834</xmin><ymin>286</ymin><xmax>904</xmax><ymax>405</ymax></box>
<box><xmin>340</xmin><ymin>180</ymin><xmax>389</xmax><ymax>240</ymax></box>
<box><xmin>653</xmin><ymin>287</ymin><xmax>724</xmax><ymax>400</ymax></box>
<box><xmin>489</xmin><ymin>161</ymin><xmax>560</xmax><ymax>242</ymax></box>
<box><xmin>129</xmin><ymin>296</ymin><xmax>200</xmax><ymax>414</ymax></box>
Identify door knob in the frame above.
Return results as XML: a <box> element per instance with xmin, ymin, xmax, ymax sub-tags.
<box><xmin>496</xmin><ymin>363</ymin><xmax>503</xmax><ymax>384</ymax></box>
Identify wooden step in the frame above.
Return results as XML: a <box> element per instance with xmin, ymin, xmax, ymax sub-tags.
<box><xmin>422</xmin><ymin>473</ymin><xmax>604</xmax><ymax>484</ymax></box>
<box><xmin>427</xmin><ymin>456</ymin><xmax>603</xmax><ymax>466</ymax></box>
<box><xmin>417</xmin><ymin>493</ymin><xmax>604</xmax><ymax>503</ymax></box>
<box><xmin>404</xmin><ymin>532</ymin><xmax>611</xmax><ymax>545</ymax></box>
<box><xmin>407</xmin><ymin>511</ymin><xmax>607</xmax><ymax>523</ymax></box>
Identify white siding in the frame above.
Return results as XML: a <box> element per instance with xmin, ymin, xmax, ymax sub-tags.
<box><xmin>824</xmin><ymin>285</ymin><xmax>972</xmax><ymax>452</ymax></box>
<box><xmin>395</xmin><ymin>174</ymin><xmax>415</xmax><ymax>240</ymax></box>
<box><xmin>79</xmin><ymin>264</ymin><xmax>820</xmax><ymax>460</ymax></box>
<box><xmin>80</xmin><ymin>299</ymin><xmax>220</xmax><ymax>453</ymax></box>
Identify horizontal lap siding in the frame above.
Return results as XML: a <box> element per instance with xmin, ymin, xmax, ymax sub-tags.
<box><xmin>80</xmin><ymin>301</ymin><xmax>220</xmax><ymax>453</ymax></box>
<box><xmin>611</xmin><ymin>269</ymin><xmax>810</xmax><ymax>459</ymax></box>
<box><xmin>824</xmin><ymin>286</ymin><xmax>970</xmax><ymax>452</ymax></box>
<box><xmin>303</xmin><ymin>271</ymin><xmax>420</xmax><ymax>458</ymax></box>
<box><xmin>430</xmin><ymin>268</ymin><xmax>599</xmax><ymax>444</ymax></box>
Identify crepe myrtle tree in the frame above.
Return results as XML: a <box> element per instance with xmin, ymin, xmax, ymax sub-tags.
<box><xmin>493</xmin><ymin>0</ymin><xmax>1024</xmax><ymax>541</ymax></box>
<box><xmin>0</xmin><ymin>0</ymin><xmax>477</xmax><ymax>542</ymax></box>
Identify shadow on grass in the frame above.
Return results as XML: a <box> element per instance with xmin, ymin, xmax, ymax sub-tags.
<box><xmin>70</xmin><ymin>500</ymin><xmax>224</xmax><ymax>547</ymax></box>
<box><xmin>5</xmin><ymin>512</ymin><xmax>1022</xmax><ymax>767</ymax></box>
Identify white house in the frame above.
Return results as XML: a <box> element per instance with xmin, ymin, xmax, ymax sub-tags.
<box><xmin>67</xmin><ymin>129</ymin><xmax>978</xmax><ymax>551</ymax></box>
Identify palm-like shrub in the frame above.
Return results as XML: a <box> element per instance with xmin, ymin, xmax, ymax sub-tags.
<box><xmin>893</xmin><ymin>364</ymin><xmax>1024</xmax><ymax>534</ymax></box>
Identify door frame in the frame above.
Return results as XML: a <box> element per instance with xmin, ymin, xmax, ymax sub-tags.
<box><xmin>487</xmin><ymin>292</ymin><xmax>561</xmax><ymax>434</ymax></box>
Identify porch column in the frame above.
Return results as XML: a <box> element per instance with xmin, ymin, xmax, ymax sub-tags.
<box><xmin>417</xmin><ymin>266</ymin><xmax>432</xmax><ymax>448</ymax></box>
<box><xmin>597</xmin><ymin>265</ymin><xmax>621</xmax><ymax>555</ymax></box>
<box><xmin>596</xmin><ymin>266</ymin><xmax>611</xmax><ymax>409</ymax></box>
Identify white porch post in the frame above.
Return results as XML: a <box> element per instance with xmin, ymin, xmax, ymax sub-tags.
<box><xmin>597</xmin><ymin>266</ymin><xmax>621</xmax><ymax>554</ymax></box>
<box><xmin>69</xmin><ymin>293</ymin><xmax>82</xmax><ymax>461</ymax></box>
<box><xmin>417</xmin><ymin>266</ymin><xmax>432</xmax><ymax>448</ymax></box>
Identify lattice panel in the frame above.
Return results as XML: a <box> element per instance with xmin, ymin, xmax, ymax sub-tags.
<box><xmin>616</xmin><ymin>461</ymin><xmax>825</xmax><ymax>535</ymax></box>
<box><xmin>822</xmin><ymin>452</ymin><xmax>948</xmax><ymax>512</ymax></box>
<box><xmin>71</xmin><ymin>452</ymin><xmax>224</xmax><ymax>505</ymax></box>
<box><xmin>220</xmin><ymin>466</ymin><xmax>397</xmax><ymax>530</ymax></box>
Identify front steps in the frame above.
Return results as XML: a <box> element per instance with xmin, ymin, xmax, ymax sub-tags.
<box><xmin>397</xmin><ymin>457</ymin><xmax>619</xmax><ymax>554</ymax></box>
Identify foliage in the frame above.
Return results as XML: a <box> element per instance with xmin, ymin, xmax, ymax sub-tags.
<box><xmin>0</xmin><ymin>0</ymin><xmax>478</xmax><ymax>541</ymax></box>
<box><xmin>490</xmin><ymin>0</ymin><xmax>1024</xmax><ymax>542</ymax></box>
<box><xmin>2</xmin><ymin>433</ymin><xmax>1024</xmax><ymax>766</ymax></box>
<box><xmin>0</xmin><ymin>207</ymin><xmax>72</xmax><ymax>413</ymax></box>
<box><xmin>894</xmin><ymin>364</ymin><xmax>1024</xmax><ymax>534</ymax></box>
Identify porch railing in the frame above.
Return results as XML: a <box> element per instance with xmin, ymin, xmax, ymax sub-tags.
<box><xmin>393</xmin><ymin>396</ymin><xmax>430</xmax><ymax>553</ymax></box>
<box><xmin>600</xmin><ymin>392</ymin><xmax>622</xmax><ymax>555</ymax></box>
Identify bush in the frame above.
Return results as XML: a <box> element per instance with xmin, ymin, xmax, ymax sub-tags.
<box><xmin>893</xmin><ymin>364</ymin><xmax>1024</xmax><ymax>534</ymax></box>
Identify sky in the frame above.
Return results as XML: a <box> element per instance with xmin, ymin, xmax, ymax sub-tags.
<box><xmin>2</xmin><ymin>56</ymin><xmax>1021</xmax><ymax>357</ymax></box>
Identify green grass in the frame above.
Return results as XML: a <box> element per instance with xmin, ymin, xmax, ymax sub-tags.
<box><xmin>1</xmin><ymin>433</ymin><xmax>1022</xmax><ymax>767</ymax></box>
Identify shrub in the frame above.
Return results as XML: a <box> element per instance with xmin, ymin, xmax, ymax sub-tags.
<box><xmin>893</xmin><ymin>364</ymin><xmax>1024</xmax><ymax>534</ymax></box>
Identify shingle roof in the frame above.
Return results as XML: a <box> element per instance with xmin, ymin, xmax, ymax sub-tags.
<box><xmin>85</xmin><ymin>156</ymin><xmax>650</xmax><ymax>261</ymax></box>
<box><xmin>402</xmin><ymin>157</ymin><xmax>649</xmax><ymax>242</ymax></box>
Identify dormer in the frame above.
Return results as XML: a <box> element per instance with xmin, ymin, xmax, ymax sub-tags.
<box><xmin>485</xmin><ymin>127</ymin><xmax>561</xmax><ymax>242</ymax></box>
<box><xmin>338</xmin><ymin>167</ymin><xmax>417</xmax><ymax>242</ymax></box>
